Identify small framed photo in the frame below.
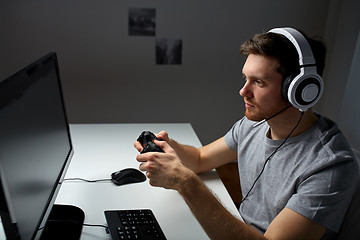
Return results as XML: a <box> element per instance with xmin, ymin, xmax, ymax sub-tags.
<box><xmin>128</xmin><ymin>8</ymin><xmax>156</xmax><ymax>36</ymax></box>
<box><xmin>156</xmin><ymin>38</ymin><xmax>182</xmax><ymax>65</ymax></box>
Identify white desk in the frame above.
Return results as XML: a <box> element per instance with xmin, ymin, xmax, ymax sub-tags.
<box><xmin>54</xmin><ymin>123</ymin><xmax>241</xmax><ymax>239</ymax></box>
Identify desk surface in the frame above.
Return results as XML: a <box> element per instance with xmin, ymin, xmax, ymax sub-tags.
<box><xmin>2</xmin><ymin>123</ymin><xmax>241</xmax><ymax>240</ymax></box>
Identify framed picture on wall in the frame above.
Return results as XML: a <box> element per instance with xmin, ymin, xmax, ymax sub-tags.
<box><xmin>156</xmin><ymin>38</ymin><xmax>182</xmax><ymax>65</ymax></box>
<box><xmin>128</xmin><ymin>8</ymin><xmax>156</xmax><ymax>36</ymax></box>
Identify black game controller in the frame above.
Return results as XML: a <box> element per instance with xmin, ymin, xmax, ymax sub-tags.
<box><xmin>137</xmin><ymin>131</ymin><xmax>164</xmax><ymax>154</ymax></box>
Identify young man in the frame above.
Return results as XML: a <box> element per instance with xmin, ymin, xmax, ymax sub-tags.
<box><xmin>134</xmin><ymin>28</ymin><xmax>359</xmax><ymax>240</ymax></box>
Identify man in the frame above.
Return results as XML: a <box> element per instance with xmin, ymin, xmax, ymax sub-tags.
<box><xmin>134</xmin><ymin>27</ymin><xmax>359</xmax><ymax>240</ymax></box>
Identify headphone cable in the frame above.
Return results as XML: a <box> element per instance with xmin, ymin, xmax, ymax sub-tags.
<box><xmin>240</xmin><ymin>111</ymin><xmax>304</xmax><ymax>206</ymax></box>
<box><xmin>253</xmin><ymin>105</ymin><xmax>292</xmax><ymax>127</ymax></box>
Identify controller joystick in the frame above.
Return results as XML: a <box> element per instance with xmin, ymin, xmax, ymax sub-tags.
<box><xmin>137</xmin><ymin>131</ymin><xmax>164</xmax><ymax>153</ymax></box>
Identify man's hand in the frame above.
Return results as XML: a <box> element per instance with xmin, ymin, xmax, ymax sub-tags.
<box><xmin>136</xmin><ymin>139</ymin><xmax>194</xmax><ymax>190</ymax></box>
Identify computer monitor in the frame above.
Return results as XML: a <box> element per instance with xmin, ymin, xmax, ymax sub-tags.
<box><xmin>0</xmin><ymin>53</ymin><xmax>75</xmax><ymax>239</ymax></box>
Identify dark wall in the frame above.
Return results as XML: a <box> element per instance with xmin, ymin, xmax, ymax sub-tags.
<box><xmin>0</xmin><ymin>0</ymin><xmax>339</xmax><ymax>145</ymax></box>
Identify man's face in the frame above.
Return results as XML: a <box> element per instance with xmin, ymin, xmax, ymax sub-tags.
<box><xmin>240</xmin><ymin>54</ymin><xmax>289</xmax><ymax>121</ymax></box>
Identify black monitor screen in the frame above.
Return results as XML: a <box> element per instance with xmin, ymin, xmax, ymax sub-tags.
<box><xmin>0</xmin><ymin>53</ymin><xmax>73</xmax><ymax>240</ymax></box>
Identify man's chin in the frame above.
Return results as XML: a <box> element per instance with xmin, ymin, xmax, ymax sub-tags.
<box><xmin>244</xmin><ymin>111</ymin><xmax>264</xmax><ymax>122</ymax></box>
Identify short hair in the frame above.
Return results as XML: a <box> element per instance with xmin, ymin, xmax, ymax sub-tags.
<box><xmin>240</xmin><ymin>29</ymin><xmax>327</xmax><ymax>78</ymax></box>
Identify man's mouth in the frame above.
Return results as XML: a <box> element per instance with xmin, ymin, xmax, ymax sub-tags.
<box><xmin>244</xmin><ymin>101</ymin><xmax>255</xmax><ymax>109</ymax></box>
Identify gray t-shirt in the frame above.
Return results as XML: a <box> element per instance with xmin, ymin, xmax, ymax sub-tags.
<box><xmin>224</xmin><ymin>113</ymin><xmax>359</xmax><ymax>238</ymax></box>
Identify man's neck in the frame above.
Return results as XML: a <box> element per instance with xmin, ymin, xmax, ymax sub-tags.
<box><xmin>266</xmin><ymin>108</ymin><xmax>318</xmax><ymax>140</ymax></box>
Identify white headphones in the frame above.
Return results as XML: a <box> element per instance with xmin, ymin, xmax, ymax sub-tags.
<box><xmin>268</xmin><ymin>27</ymin><xmax>324</xmax><ymax>112</ymax></box>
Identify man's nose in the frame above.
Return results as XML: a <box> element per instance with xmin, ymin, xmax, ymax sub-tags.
<box><xmin>239</xmin><ymin>82</ymin><xmax>252</xmax><ymax>98</ymax></box>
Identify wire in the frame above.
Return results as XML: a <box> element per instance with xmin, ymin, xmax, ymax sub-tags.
<box><xmin>36</xmin><ymin>180</ymin><xmax>112</xmax><ymax>235</ymax></box>
<box><xmin>264</xmin><ymin>105</ymin><xmax>292</xmax><ymax>122</ymax></box>
<box><xmin>240</xmin><ymin>111</ymin><xmax>305</xmax><ymax>206</ymax></box>
<box><xmin>63</xmin><ymin>220</ymin><xmax>108</xmax><ymax>229</ymax></box>
<box><xmin>83</xmin><ymin>223</ymin><xmax>109</xmax><ymax>230</ymax></box>
<box><xmin>253</xmin><ymin>105</ymin><xmax>292</xmax><ymax>127</ymax></box>
<box><xmin>63</xmin><ymin>178</ymin><xmax>112</xmax><ymax>183</ymax></box>
<box><xmin>38</xmin><ymin>219</ymin><xmax>109</xmax><ymax>231</ymax></box>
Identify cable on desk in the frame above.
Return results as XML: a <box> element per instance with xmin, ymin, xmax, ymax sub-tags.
<box><xmin>63</xmin><ymin>178</ymin><xmax>112</xmax><ymax>183</ymax></box>
<box><xmin>38</xmin><ymin>220</ymin><xmax>109</xmax><ymax>233</ymax></box>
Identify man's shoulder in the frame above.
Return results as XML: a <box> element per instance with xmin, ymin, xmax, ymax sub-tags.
<box><xmin>314</xmin><ymin>114</ymin><xmax>354</xmax><ymax>156</ymax></box>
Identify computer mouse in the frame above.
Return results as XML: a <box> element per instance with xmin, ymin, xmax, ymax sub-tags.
<box><xmin>111</xmin><ymin>168</ymin><xmax>146</xmax><ymax>186</ymax></box>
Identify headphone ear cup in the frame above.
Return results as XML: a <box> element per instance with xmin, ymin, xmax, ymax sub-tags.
<box><xmin>282</xmin><ymin>75</ymin><xmax>294</xmax><ymax>101</ymax></box>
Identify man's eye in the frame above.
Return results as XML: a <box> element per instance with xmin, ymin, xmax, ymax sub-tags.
<box><xmin>255</xmin><ymin>80</ymin><xmax>264</xmax><ymax>86</ymax></box>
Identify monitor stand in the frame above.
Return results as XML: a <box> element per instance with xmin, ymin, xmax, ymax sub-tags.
<box><xmin>40</xmin><ymin>204</ymin><xmax>85</xmax><ymax>240</ymax></box>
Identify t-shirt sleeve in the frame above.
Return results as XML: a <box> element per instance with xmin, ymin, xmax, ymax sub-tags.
<box><xmin>224</xmin><ymin>119</ymin><xmax>244</xmax><ymax>151</ymax></box>
<box><xmin>286</xmin><ymin>156</ymin><xmax>359</xmax><ymax>232</ymax></box>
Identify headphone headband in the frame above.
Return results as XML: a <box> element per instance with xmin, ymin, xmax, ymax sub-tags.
<box><xmin>267</xmin><ymin>27</ymin><xmax>324</xmax><ymax>111</ymax></box>
<box><xmin>269</xmin><ymin>27</ymin><xmax>315</xmax><ymax>66</ymax></box>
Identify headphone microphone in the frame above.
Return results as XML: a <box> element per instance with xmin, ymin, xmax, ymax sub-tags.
<box><xmin>253</xmin><ymin>105</ymin><xmax>292</xmax><ymax>127</ymax></box>
<box><xmin>268</xmin><ymin>27</ymin><xmax>324</xmax><ymax>112</ymax></box>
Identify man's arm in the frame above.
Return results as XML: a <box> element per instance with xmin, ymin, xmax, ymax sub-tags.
<box><xmin>135</xmin><ymin>131</ymin><xmax>237</xmax><ymax>173</ymax></box>
<box><xmin>136</xmin><ymin>139</ymin><xmax>326</xmax><ymax>240</ymax></box>
<box><xmin>265</xmin><ymin>208</ymin><xmax>326</xmax><ymax>240</ymax></box>
<box><xmin>177</xmin><ymin>170</ymin><xmax>326</xmax><ymax>240</ymax></box>
<box><xmin>177</xmin><ymin>169</ymin><xmax>266</xmax><ymax>240</ymax></box>
<box><xmin>159</xmin><ymin>132</ymin><xmax>238</xmax><ymax>173</ymax></box>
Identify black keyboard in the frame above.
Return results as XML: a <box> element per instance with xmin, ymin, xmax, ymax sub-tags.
<box><xmin>104</xmin><ymin>209</ymin><xmax>167</xmax><ymax>240</ymax></box>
